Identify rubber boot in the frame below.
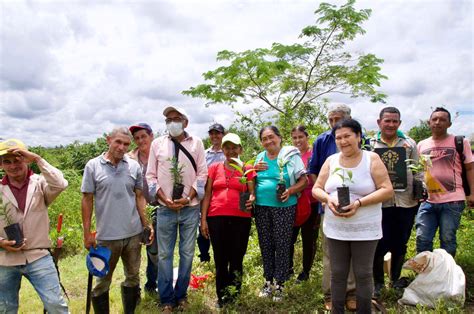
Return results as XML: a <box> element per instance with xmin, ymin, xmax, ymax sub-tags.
<box><xmin>390</xmin><ymin>254</ymin><xmax>405</xmax><ymax>283</ymax></box>
<box><xmin>92</xmin><ymin>290</ymin><xmax>109</xmax><ymax>314</ymax></box>
<box><xmin>121</xmin><ymin>285</ymin><xmax>140</xmax><ymax>314</ymax></box>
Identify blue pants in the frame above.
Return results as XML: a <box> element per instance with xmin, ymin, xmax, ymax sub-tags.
<box><xmin>0</xmin><ymin>254</ymin><xmax>68</xmax><ymax>313</ymax></box>
<box><xmin>415</xmin><ymin>201</ymin><xmax>465</xmax><ymax>257</ymax></box>
<box><xmin>156</xmin><ymin>205</ymin><xmax>199</xmax><ymax>306</ymax></box>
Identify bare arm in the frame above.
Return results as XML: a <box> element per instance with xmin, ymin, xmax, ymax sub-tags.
<box><xmin>200</xmin><ymin>178</ymin><xmax>214</xmax><ymax>239</ymax></box>
<box><xmin>281</xmin><ymin>175</ymin><xmax>308</xmax><ymax>202</ymax></box>
<box><xmin>312</xmin><ymin>158</ymin><xmax>339</xmax><ymax>215</ymax></box>
<box><xmin>81</xmin><ymin>193</ymin><xmax>96</xmax><ymax>249</ymax></box>
<box><xmin>465</xmin><ymin>162</ymin><xmax>474</xmax><ymax>207</ymax></box>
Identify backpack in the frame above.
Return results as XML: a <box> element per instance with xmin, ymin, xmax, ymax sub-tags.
<box><xmin>454</xmin><ymin>136</ymin><xmax>470</xmax><ymax>196</ymax></box>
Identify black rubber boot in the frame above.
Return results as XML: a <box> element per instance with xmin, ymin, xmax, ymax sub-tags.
<box><xmin>121</xmin><ymin>285</ymin><xmax>140</xmax><ymax>314</ymax></box>
<box><xmin>390</xmin><ymin>254</ymin><xmax>405</xmax><ymax>284</ymax></box>
<box><xmin>92</xmin><ymin>290</ymin><xmax>109</xmax><ymax>314</ymax></box>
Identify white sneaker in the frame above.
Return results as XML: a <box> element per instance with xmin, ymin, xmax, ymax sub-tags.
<box><xmin>258</xmin><ymin>281</ymin><xmax>273</xmax><ymax>298</ymax></box>
<box><xmin>272</xmin><ymin>285</ymin><xmax>283</xmax><ymax>302</ymax></box>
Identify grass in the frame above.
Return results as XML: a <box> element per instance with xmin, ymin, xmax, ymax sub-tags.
<box><xmin>18</xmin><ymin>211</ymin><xmax>473</xmax><ymax>313</ymax></box>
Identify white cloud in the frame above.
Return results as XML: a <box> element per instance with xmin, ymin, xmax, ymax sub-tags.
<box><xmin>0</xmin><ymin>0</ymin><xmax>472</xmax><ymax>146</ymax></box>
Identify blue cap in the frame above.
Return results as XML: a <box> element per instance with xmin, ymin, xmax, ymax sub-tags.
<box><xmin>86</xmin><ymin>246</ymin><xmax>111</xmax><ymax>278</ymax></box>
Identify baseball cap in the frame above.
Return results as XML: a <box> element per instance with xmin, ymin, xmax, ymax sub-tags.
<box><xmin>208</xmin><ymin>123</ymin><xmax>225</xmax><ymax>133</ymax></box>
<box><xmin>221</xmin><ymin>133</ymin><xmax>241</xmax><ymax>146</ymax></box>
<box><xmin>163</xmin><ymin>106</ymin><xmax>188</xmax><ymax>120</ymax></box>
<box><xmin>129</xmin><ymin>123</ymin><xmax>153</xmax><ymax>135</ymax></box>
<box><xmin>0</xmin><ymin>139</ymin><xmax>27</xmax><ymax>156</ymax></box>
<box><xmin>86</xmin><ymin>246</ymin><xmax>111</xmax><ymax>278</ymax></box>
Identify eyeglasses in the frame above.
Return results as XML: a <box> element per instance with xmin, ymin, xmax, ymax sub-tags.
<box><xmin>165</xmin><ymin>117</ymin><xmax>183</xmax><ymax>124</ymax></box>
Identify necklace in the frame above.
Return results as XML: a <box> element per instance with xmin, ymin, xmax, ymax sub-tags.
<box><xmin>224</xmin><ymin>162</ymin><xmax>236</xmax><ymax>190</ymax></box>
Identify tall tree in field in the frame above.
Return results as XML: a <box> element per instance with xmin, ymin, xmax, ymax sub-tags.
<box><xmin>183</xmin><ymin>0</ymin><xmax>387</xmax><ymax>136</ymax></box>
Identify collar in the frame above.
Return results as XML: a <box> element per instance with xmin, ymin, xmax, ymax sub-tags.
<box><xmin>376</xmin><ymin>130</ymin><xmax>406</xmax><ymax>141</ymax></box>
<box><xmin>1</xmin><ymin>169</ymin><xmax>34</xmax><ymax>186</ymax></box>
<box><xmin>99</xmin><ymin>153</ymin><xmax>129</xmax><ymax>165</ymax></box>
<box><xmin>206</xmin><ymin>147</ymin><xmax>223</xmax><ymax>154</ymax></box>
<box><xmin>168</xmin><ymin>132</ymin><xmax>192</xmax><ymax>142</ymax></box>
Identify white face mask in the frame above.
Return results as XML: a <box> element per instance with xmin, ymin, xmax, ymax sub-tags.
<box><xmin>167</xmin><ymin>122</ymin><xmax>184</xmax><ymax>137</ymax></box>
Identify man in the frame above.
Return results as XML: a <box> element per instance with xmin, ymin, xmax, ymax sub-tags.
<box><xmin>146</xmin><ymin>106</ymin><xmax>207</xmax><ymax>312</ymax></box>
<box><xmin>81</xmin><ymin>127</ymin><xmax>153</xmax><ymax>314</ymax></box>
<box><xmin>128</xmin><ymin>123</ymin><xmax>158</xmax><ymax>294</ymax></box>
<box><xmin>370</xmin><ymin>107</ymin><xmax>420</xmax><ymax>297</ymax></box>
<box><xmin>308</xmin><ymin>104</ymin><xmax>356</xmax><ymax>311</ymax></box>
<box><xmin>416</xmin><ymin>107</ymin><xmax>474</xmax><ymax>257</ymax></box>
<box><xmin>0</xmin><ymin>139</ymin><xmax>69</xmax><ymax>313</ymax></box>
<box><xmin>197</xmin><ymin>123</ymin><xmax>226</xmax><ymax>263</ymax></box>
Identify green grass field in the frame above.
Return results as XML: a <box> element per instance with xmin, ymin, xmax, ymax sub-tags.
<box><xmin>18</xmin><ymin>211</ymin><xmax>473</xmax><ymax>313</ymax></box>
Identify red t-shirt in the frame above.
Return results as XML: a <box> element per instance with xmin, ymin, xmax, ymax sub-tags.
<box><xmin>301</xmin><ymin>150</ymin><xmax>317</xmax><ymax>203</ymax></box>
<box><xmin>207</xmin><ymin>162</ymin><xmax>257</xmax><ymax>217</ymax></box>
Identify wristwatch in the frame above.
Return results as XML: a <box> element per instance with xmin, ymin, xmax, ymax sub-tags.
<box><xmin>186</xmin><ymin>196</ymin><xmax>191</xmax><ymax>204</ymax></box>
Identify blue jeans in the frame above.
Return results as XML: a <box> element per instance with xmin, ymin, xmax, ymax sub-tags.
<box><xmin>0</xmin><ymin>254</ymin><xmax>68</xmax><ymax>313</ymax></box>
<box><xmin>416</xmin><ymin>201</ymin><xmax>465</xmax><ymax>256</ymax></box>
<box><xmin>156</xmin><ymin>205</ymin><xmax>199</xmax><ymax>305</ymax></box>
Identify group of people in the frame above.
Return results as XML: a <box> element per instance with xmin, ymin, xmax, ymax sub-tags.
<box><xmin>0</xmin><ymin>104</ymin><xmax>472</xmax><ymax>314</ymax></box>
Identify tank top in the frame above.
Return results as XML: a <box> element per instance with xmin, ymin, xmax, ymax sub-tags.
<box><xmin>323</xmin><ymin>150</ymin><xmax>382</xmax><ymax>241</ymax></box>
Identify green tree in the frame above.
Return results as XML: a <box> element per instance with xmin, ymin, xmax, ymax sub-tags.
<box><xmin>408</xmin><ymin>119</ymin><xmax>431</xmax><ymax>143</ymax></box>
<box><xmin>183</xmin><ymin>0</ymin><xmax>387</xmax><ymax>135</ymax></box>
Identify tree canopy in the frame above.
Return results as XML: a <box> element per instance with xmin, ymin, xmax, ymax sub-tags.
<box><xmin>183</xmin><ymin>0</ymin><xmax>387</xmax><ymax>136</ymax></box>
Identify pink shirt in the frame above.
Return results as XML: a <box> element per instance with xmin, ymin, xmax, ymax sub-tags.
<box><xmin>207</xmin><ymin>163</ymin><xmax>256</xmax><ymax>218</ymax></box>
<box><xmin>146</xmin><ymin>134</ymin><xmax>208</xmax><ymax>207</ymax></box>
<box><xmin>418</xmin><ymin>135</ymin><xmax>473</xmax><ymax>203</ymax></box>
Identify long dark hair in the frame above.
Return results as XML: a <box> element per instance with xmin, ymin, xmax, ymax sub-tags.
<box><xmin>331</xmin><ymin>119</ymin><xmax>362</xmax><ymax>138</ymax></box>
<box><xmin>259</xmin><ymin>125</ymin><xmax>282</xmax><ymax>141</ymax></box>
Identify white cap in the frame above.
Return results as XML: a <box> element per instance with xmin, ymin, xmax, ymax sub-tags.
<box><xmin>163</xmin><ymin>106</ymin><xmax>188</xmax><ymax>120</ymax></box>
<box><xmin>221</xmin><ymin>133</ymin><xmax>241</xmax><ymax>146</ymax></box>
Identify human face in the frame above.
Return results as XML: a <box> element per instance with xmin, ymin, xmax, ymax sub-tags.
<box><xmin>260</xmin><ymin>129</ymin><xmax>282</xmax><ymax>154</ymax></box>
<box><xmin>377</xmin><ymin>112</ymin><xmax>401</xmax><ymax>140</ymax></box>
<box><xmin>0</xmin><ymin>154</ymin><xmax>28</xmax><ymax>183</ymax></box>
<box><xmin>106</xmin><ymin>133</ymin><xmax>131</xmax><ymax>162</ymax></box>
<box><xmin>328</xmin><ymin>112</ymin><xmax>347</xmax><ymax>129</ymax></box>
<box><xmin>335</xmin><ymin>127</ymin><xmax>361</xmax><ymax>157</ymax></box>
<box><xmin>209</xmin><ymin>130</ymin><xmax>224</xmax><ymax>148</ymax></box>
<box><xmin>291</xmin><ymin>130</ymin><xmax>309</xmax><ymax>153</ymax></box>
<box><xmin>165</xmin><ymin>111</ymin><xmax>188</xmax><ymax>127</ymax></box>
<box><xmin>222</xmin><ymin>142</ymin><xmax>242</xmax><ymax>162</ymax></box>
<box><xmin>428</xmin><ymin>111</ymin><xmax>451</xmax><ymax>137</ymax></box>
<box><xmin>133</xmin><ymin>129</ymin><xmax>153</xmax><ymax>152</ymax></box>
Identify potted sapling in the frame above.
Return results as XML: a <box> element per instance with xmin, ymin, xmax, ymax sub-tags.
<box><xmin>332</xmin><ymin>167</ymin><xmax>354</xmax><ymax>213</ymax></box>
<box><xmin>406</xmin><ymin>154</ymin><xmax>432</xmax><ymax>200</ymax></box>
<box><xmin>229</xmin><ymin>158</ymin><xmax>256</xmax><ymax>212</ymax></box>
<box><xmin>0</xmin><ymin>198</ymin><xmax>24</xmax><ymax>248</ymax></box>
<box><xmin>276</xmin><ymin>158</ymin><xmax>288</xmax><ymax>202</ymax></box>
<box><xmin>169</xmin><ymin>157</ymin><xmax>185</xmax><ymax>200</ymax></box>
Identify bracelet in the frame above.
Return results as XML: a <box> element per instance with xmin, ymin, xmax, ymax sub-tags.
<box><xmin>356</xmin><ymin>199</ymin><xmax>362</xmax><ymax>207</ymax></box>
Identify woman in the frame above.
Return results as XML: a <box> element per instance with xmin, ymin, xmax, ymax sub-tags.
<box><xmin>313</xmin><ymin>119</ymin><xmax>393</xmax><ymax>314</ymax></box>
<box><xmin>200</xmin><ymin>133</ymin><xmax>256</xmax><ymax>307</ymax></box>
<box><xmin>253</xmin><ymin>125</ymin><xmax>308</xmax><ymax>301</ymax></box>
<box><xmin>289</xmin><ymin>125</ymin><xmax>321</xmax><ymax>282</ymax></box>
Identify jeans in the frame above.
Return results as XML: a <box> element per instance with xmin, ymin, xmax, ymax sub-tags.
<box><xmin>0</xmin><ymin>254</ymin><xmax>68</xmax><ymax>313</ymax></box>
<box><xmin>145</xmin><ymin>209</ymin><xmax>158</xmax><ymax>292</ymax></box>
<box><xmin>416</xmin><ymin>201</ymin><xmax>465</xmax><ymax>257</ymax></box>
<box><xmin>156</xmin><ymin>205</ymin><xmax>199</xmax><ymax>305</ymax></box>
<box><xmin>94</xmin><ymin>233</ymin><xmax>142</xmax><ymax>296</ymax></box>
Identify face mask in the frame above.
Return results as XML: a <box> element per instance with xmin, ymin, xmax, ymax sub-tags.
<box><xmin>167</xmin><ymin>122</ymin><xmax>184</xmax><ymax>137</ymax></box>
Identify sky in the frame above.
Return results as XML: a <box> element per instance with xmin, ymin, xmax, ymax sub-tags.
<box><xmin>0</xmin><ymin>0</ymin><xmax>473</xmax><ymax>147</ymax></box>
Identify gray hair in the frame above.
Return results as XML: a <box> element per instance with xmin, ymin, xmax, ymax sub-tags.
<box><xmin>108</xmin><ymin>127</ymin><xmax>132</xmax><ymax>138</ymax></box>
<box><xmin>327</xmin><ymin>103</ymin><xmax>351</xmax><ymax>118</ymax></box>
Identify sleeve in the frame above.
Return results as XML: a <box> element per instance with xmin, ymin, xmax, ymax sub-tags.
<box><xmin>81</xmin><ymin>160</ymin><xmax>96</xmax><ymax>194</ymax></box>
<box><xmin>36</xmin><ymin>158</ymin><xmax>68</xmax><ymax>206</ymax></box>
<box><xmin>208</xmin><ymin>163</ymin><xmax>217</xmax><ymax>181</ymax></box>
<box><xmin>146</xmin><ymin>139</ymin><xmax>160</xmax><ymax>198</ymax></box>
<box><xmin>192</xmin><ymin>139</ymin><xmax>209</xmax><ymax>199</ymax></box>
<box><xmin>463</xmin><ymin>138</ymin><xmax>474</xmax><ymax>164</ymax></box>
<box><xmin>308</xmin><ymin>141</ymin><xmax>318</xmax><ymax>175</ymax></box>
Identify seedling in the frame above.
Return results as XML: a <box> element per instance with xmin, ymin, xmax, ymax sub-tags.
<box><xmin>168</xmin><ymin>157</ymin><xmax>185</xmax><ymax>200</ymax></box>
<box><xmin>229</xmin><ymin>157</ymin><xmax>256</xmax><ymax>212</ymax></box>
<box><xmin>332</xmin><ymin>167</ymin><xmax>354</xmax><ymax>186</ymax></box>
<box><xmin>405</xmin><ymin>154</ymin><xmax>432</xmax><ymax>174</ymax></box>
<box><xmin>332</xmin><ymin>168</ymin><xmax>354</xmax><ymax>212</ymax></box>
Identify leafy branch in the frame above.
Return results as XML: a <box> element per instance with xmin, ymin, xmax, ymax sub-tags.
<box><xmin>332</xmin><ymin>167</ymin><xmax>354</xmax><ymax>186</ymax></box>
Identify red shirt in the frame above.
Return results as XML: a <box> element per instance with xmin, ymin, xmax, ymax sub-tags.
<box><xmin>1</xmin><ymin>169</ymin><xmax>34</xmax><ymax>213</ymax></box>
<box><xmin>207</xmin><ymin>162</ymin><xmax>256</xmax><ymax>218</ymax></box>
<box><xmin>301</xmin><ymin>150</ymin><xmax>317</xmax><ymax>203</ymax></box>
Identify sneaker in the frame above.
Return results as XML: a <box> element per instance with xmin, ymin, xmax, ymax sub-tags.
<box><xmin>258</xmin><ymin>281</ymin><xmax>273</xmax><ymax>298</ymax></box>
<box><xmin>272</xmin><ymin>285</ymin><xmax>283</xmax><ymax>302</ymax></box>
<box><xmin>392</xmin><ymin>277</ymin><xmax>410</xmax><ymax>289</ymax></box>
<box><xmin>296</xmin><ymin>271</ymin><xmax>309</xmax><ymax>282</ymax></box>
<box><xmin>324</xmin><ymin>298</ymin><xmax>332</xmax><ymax>311</ymax></box>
